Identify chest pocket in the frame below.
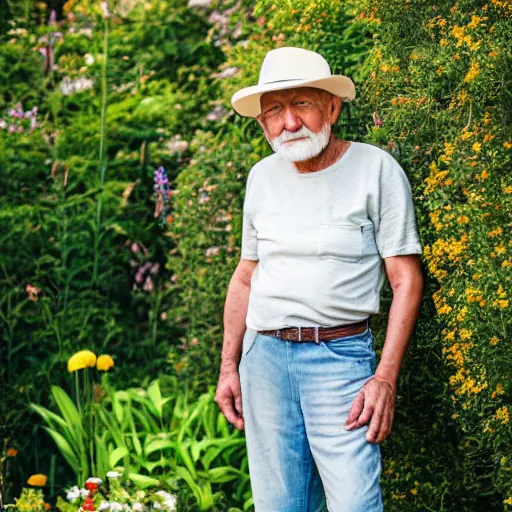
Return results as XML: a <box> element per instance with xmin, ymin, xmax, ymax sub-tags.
<box><xmin>317</xmin><ymin>223</ymin><xmax>363</xmax><ymax>263</ymax></box>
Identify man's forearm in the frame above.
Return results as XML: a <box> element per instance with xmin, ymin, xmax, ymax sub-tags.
<box><xmin>374</xmin><ymin>281</ymin><xmax>423</xmax><ymax>386</ymax></box>
<box><xmin>221</xmin><ymin>275</ymin><xmax>251</xmax><ymax>373</ymax></box>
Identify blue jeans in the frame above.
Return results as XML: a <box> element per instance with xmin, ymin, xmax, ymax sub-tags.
<box><xmin>239</xmin><ymin>324</ymin><xmax>384</xmax><ymax>512</ymax></box>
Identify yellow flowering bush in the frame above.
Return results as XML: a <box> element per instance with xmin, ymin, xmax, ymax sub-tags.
<box><xmin>359</xmin><ymin>0</ymin><xmax>512</xmax><ymax>507</ymax></box>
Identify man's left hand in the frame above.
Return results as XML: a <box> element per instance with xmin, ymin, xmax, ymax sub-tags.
<box><xmin>343</xmin><ymin>376</ymin><xmax>396</xmax><ymax>444</ymax></box>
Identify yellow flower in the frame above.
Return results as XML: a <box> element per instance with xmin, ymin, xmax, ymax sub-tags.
<box><xmin>27</xmin><ymin>474</ymin><xmax>48</xmax><ymax>486</ymax></box>
<box><xmin>67</xmin><ymin>350</ymin><xmax>97</xmax><ymax>373</ymax></box>
<box><xmin>96</xmin><ymin>354</ymin><xmax>115</xmax><ymax>372</ymax></box>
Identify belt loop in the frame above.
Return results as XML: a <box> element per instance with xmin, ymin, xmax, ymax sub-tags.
<box><xmin>314</xmin><ymin>326</ymin><xmax>319</xmax><ymax>344</ymax></box>
<box><xmin>276</xmin><ymin>329</ymin><xmax>280</xmax><ymax>338</ymax></box>
<box><xmin>298</xmin><ymin>326</ymin><xmax>302</xmax><ymax>341</ymax></box>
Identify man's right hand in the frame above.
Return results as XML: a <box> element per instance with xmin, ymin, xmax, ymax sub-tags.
<box><xmin>214</xmin><ymin>365</ymin><xmax>244</xmax><ymax>431</ymax></box>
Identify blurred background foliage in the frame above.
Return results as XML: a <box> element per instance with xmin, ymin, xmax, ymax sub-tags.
<box><xmin>1</xmin><ymin>0</ymin><xmax>511</xmax><ymax>510</ymax></box>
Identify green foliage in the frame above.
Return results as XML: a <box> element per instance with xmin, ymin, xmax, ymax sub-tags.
<box><xmin>3</xmin><ymin>0</ymin><xmax>512</xmax><ymax>510</ymax></box>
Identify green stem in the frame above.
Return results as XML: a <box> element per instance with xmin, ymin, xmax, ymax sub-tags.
<box><xmin>92</xmin><ymin>13</ymin><xmax>110</xmax><ymax>286</ymax></box>
<box><xmin>75</xmin><ymin>371</ymin><xmax>81</xmax><ymax>415</ymax></box>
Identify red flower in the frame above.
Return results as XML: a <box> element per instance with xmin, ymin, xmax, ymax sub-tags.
<box><xmin>82</xmin><ymin>497</ymin><xmax>95</xmax><ymax>511</ymax></box>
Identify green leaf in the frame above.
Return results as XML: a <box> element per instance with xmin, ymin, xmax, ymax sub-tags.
<box><xmin>127</xmin><ymin>473</ymin><xmax>161</xmax><ymax>488</ymax></box>
<box><xmin>109</xmin><ymin>447</ymin><xmax>129</xmax><ymax>468</ymax></box>
<box><xmin>51</xmin><ymin>386</ymin><xmax>84</xmax><ymax>442</ymax></box>
<box><xmin>144</xmin><ymin>439</ymin><xmax>176</xmax><ymax>456</ymax></box>
<box><xmin>147</xmin><ymin>380</ymin><xmax>163</xmax><ymax>418</ymax></box>
<box><xmin>42</xmin><ymin>426</ymin><xmax>81</xmax><ymax>476</ymax></box>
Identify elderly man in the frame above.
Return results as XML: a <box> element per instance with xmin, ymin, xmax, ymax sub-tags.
<box><xmin>215</xmin><ymin>47</ymin><xmax>424</xmax><ymax>511</ymax></box>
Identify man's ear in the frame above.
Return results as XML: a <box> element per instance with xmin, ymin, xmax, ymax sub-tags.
<box><xmin>330</xmin><ymin>96</ymin><xmax>342</xmax><ymax>125</ymax></box>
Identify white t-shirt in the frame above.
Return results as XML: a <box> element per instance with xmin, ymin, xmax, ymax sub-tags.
<box><xmin>240</xmin><ymin>141</ymin><xmax>422</xmax><ymax>331</ymax></box>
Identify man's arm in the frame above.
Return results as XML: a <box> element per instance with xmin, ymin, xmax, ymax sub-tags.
<box><xmin>375</xmin><ymin>254</ymin><xmax>424</xmax><ymax>385</ymax></box>
<box><xmin>215</xmin><ymin>258</ymin><xmax>258</xmax><ymax>431</ymax></box>
<box><xmin>220</xmin><ymin>259</ymin><xmax>258</xmax><ymax>372</ymax></box>
<box><xmin>344</xmin><ymin>254</ymin><xmax>423</xmax><ymax>443</ymax></box>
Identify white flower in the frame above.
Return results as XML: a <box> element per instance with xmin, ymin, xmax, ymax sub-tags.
<box><xmin>109</xmin><ymin>503</ymin><xmax>124</xmax><ymax>512</ymax></box>
<box><xmin>80</xmin><ymin>488</ymin><xmax>90</xmax><ymax>498</ymax></box>
<box><xmin>106</xmin><ymin>471</ymin><xmax>121</xmax><ymax>479</ymax></box>
<box><xmin>66</xmin><ymin>486</ymin><xmax>81</xmax><ymax>502</ymax></box>
<box><xmin>98</xmin><ymin>502</ymin><xmax>111</xmax><ymax>511</ymax></box>
<box><xmin>153</xmin><ymin>491</ymin><xmax>177</xmax><ymax>512</ymax></box>
<box><xmin>132</xmin><ymin>503</ymin><xmax>144</xmax><ymax>512</ymax></box>
<box><xmin>84</xmin><ymin>53</ymin><xmax>95</xmax><ymax>65</ymax></box>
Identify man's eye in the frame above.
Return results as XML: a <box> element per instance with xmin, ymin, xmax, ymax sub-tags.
<box><xmin>297</xmin><ymin>100</ymin><xmax>309</xmax><ymax>105</ymax></box>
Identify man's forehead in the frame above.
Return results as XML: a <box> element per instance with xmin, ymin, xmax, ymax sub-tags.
<box><xmin>260</xmin><ymin>87</ymin><xmax>323</xmax><ymax>102</ymax></box>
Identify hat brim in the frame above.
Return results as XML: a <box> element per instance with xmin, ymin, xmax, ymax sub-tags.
<box><xmin>231</xmin><ymin>75</ymin><xmax>356</xmax><ymax>118</ymax></box>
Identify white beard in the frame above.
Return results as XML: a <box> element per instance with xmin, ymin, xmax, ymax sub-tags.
<box><xmin>266</xmin><ymin>122</ymin><xmax>332</xmax><ymax>163</ymax></box>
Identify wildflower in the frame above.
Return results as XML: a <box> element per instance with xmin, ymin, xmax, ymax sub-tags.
<box><xmin>108</xmin><ymin>503</ymin><xmax>125</xmax><ymax>512</ymax></box>
<box><xmin>67</xmin><ymin>350</ymin><xmax>97</xmax><ymax>372</ymax></box>
<box><xmin>100</xmin><ymin>1</ymin><xmax>110</xmax><ymax>18</ymax></box>
<box><xmin>59</xmin><ymin>76</ymin><xmax>95</xmax><ymax>96</ymax></box>
<box><xmin>85</xmin><ymin>477</ymin><xmax>103</xmax><ymax>492</ymax></box>
<box><xmin>27</xmin><ymin>474</ymin><xmax>48</xmax><ymax>486</ymax></box>
<box><xmin>7</xmin><ymin>447</ymin><xmax>18</xmax><ymax>457</ymax></box>
<box><xmin>82</xmin><ymin>496</ymin><xmax>96</xmax><ymax>511</ymax></box>
<box><xmin>153</xmin><ymin>491</ymin><xmax>178</xmax><ymax>511</ymax></box>
<box><xmin>66</xmin><ymin>486</ymin><xmax>81</xmax><ymax>502</ymax></box>
<box><xmin>44</xmin><ymin>503</ymin><xmax>51</xmax><ymax>510</ymax></box>
<box><xmin>496</xmin><ymin>406</ymin><xmax>509</xmax><ymax>424</ymax></box>
<box><xmin>154</xmin><ymin>166</ymin><xmax>172</xmax><ymax>224</ymax></box>
<box><xmin>106</xmin><ymin>471</ymin><xmax>121</xmax><ymax>479</ymax></box>
<box><xmin>372</xmin><ymin>112</ymin><xmax>383</xmax><ymax>127</ymax></box>
<box><xmin>96</xmin><ymin>355</ymin><xmax>115</xmax><ymax>372</ymax></box>
<box><xmin>26</xmin><ymin>284</ymin><xmax>41</xmax><ymax>301</ymax></box>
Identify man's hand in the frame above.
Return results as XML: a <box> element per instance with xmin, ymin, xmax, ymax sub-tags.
<box><xmin>343</xmin><ymin>376</ymin><xmax>396</xmax><ymax>444</ymax></box>
<box><xmin>214</xmin><ymin>364</ymin><xmax>244</xmax><ymax>431</ymax></box>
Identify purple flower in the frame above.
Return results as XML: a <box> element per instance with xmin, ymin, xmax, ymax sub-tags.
<box><xmin>154</xmin><ymin>166</ymin><xmax>172</xmax><ymax>225</ymax></box>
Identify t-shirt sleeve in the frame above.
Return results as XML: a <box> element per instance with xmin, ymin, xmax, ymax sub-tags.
<box><xmin>375</xmin><ymin>155</ymin><xmax>422</xmax><ymax>259</ymax></box>
<box><xmin>240</xmin><ymin>168</ymin><xmax>259</xmax><ymax>261</ymax></box>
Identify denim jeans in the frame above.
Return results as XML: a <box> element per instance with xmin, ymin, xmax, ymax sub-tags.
<box><xmin>239</xmin><ymin>324</ymin><xmax>384</xmax><ymax>512</ymax></box>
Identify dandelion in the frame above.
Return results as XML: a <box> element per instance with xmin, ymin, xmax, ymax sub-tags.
<box><xmin>27</xmin><ymin>474</ymin><xmax>48</xmax><ymax>486</ymax></box>
<box><xmin>68</xmin><ymin>350</ymin><xmax>97</xmax><ymax>373</ymax></box>
<box><xmin>96</xmin><ymin>355</ymin><xmax>114</xmax><ymax>372</ymax></box>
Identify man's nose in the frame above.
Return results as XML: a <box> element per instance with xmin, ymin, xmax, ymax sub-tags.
<box><xmin>282</xmin><ymin>107</ymin><xmax>302</xmax><ymax>132</ymax></box>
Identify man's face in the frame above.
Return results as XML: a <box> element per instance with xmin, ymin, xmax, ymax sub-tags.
<box><xmin>256</xmin><ymin>87</ymin><xmax>341</xmax><ymax>163</ymax></box>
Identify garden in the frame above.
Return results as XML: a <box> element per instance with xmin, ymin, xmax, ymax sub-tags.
<box><xmin>1</xmin><ymin>0</ymin><xmax>511</xmax><ymax>510</ymax></box>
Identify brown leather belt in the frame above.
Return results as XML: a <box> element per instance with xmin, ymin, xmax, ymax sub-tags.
<box><xmin>258</xmin><ymin>318</ymin><xmax>370</xmax><ymax>344</ymax></box>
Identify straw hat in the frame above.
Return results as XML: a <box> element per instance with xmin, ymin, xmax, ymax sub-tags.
<box><xmin>230</xmin><ymin>46</ymin><xmax>356</xmax><ymax>118</ymax></box>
